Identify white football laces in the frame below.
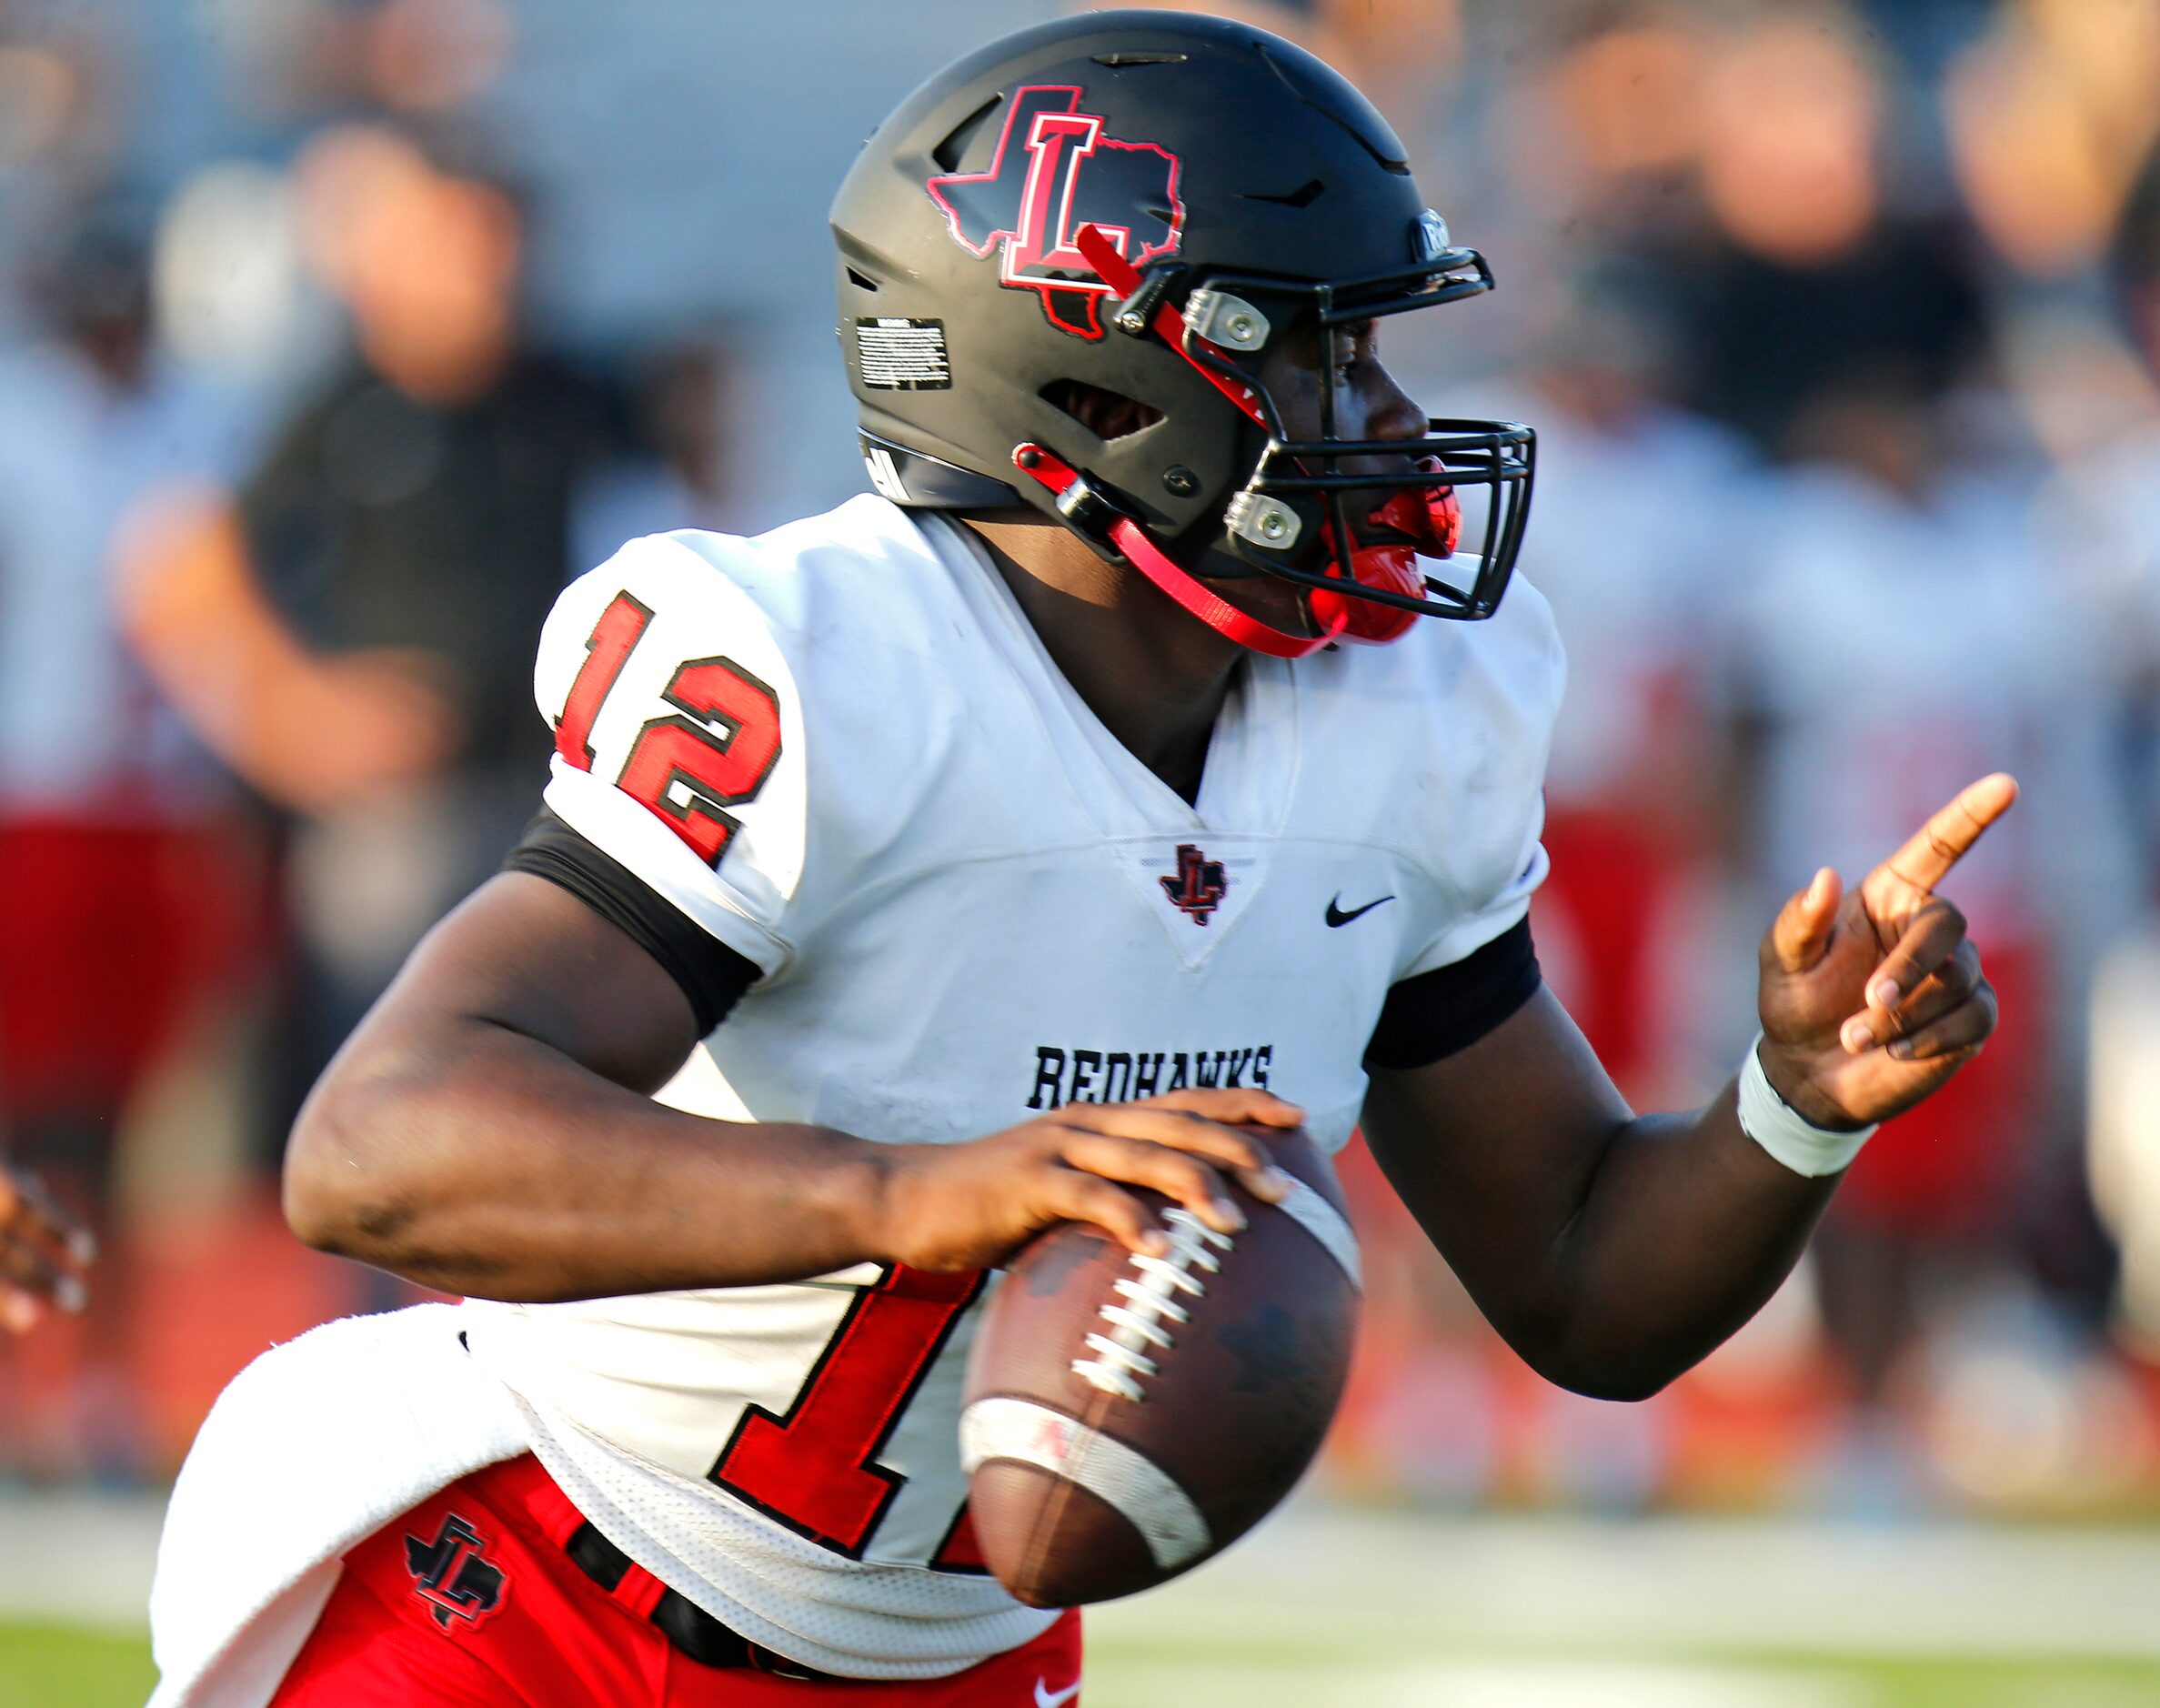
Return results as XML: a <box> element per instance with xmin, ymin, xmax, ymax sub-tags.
<box><xmin>1070</xmin><ymin>1209</ymin><xmax>1235</xmax><ymax>1402</ymax></box>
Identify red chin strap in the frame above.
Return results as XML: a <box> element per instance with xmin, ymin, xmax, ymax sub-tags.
<box><xmin>1312</xmin><ymin>462</ymin><xmax>1462</xmax><ymax>646</ymax></box>
<box><xmin>1013</xmin><ymin>444</ymin><xmax>1346</xmax><ymax>658</ymax></box>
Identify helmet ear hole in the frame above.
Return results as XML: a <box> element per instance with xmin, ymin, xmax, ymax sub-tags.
<box><xmin>1039</xmin><ymin>380</ymin><xmax>1163</xmax><ymax>442</ymax></box>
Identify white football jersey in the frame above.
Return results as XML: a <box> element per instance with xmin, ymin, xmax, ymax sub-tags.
<box><xmin>459</xmin><ymin>494</ymin><xmax>1562</xmax><ymax>1677</ymax></box>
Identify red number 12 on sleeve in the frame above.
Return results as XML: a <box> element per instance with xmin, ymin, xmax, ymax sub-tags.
<box><xmin>553</xmin><ymin>590</ymin><xmax>783</xmax><ymax>867</ymax></box>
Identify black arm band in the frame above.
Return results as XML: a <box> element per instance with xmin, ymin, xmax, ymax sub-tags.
<box><xmin>502</xmin><ymin>810</ymin><xmax>760</xmax><ymax>1036</ymax></box>
<box><xmin>1364</xmin><ymin>917</ymin><xmax>1542</xmax><ymax>1071</ymax></box>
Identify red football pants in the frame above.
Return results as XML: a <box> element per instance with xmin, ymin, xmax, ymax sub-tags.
<box><xmin>270</xmin><ymin>1455</ymin><xmax>1083</xmax><ymax>1705</ymax></box>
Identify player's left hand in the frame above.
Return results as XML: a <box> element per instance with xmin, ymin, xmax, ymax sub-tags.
<box><xmin>0</xmin><ymin>1163</ymin><xmax>94</xmax><ymax>1332</ymax></box>
<box><xmin>1755</xmin><ymin>772</ymin><xmax>2017</xmax><ymax>1131</ymax></box>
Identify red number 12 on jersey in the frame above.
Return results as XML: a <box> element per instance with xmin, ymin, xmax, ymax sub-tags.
<box><xmin>554</xmin><ymin>590</ymin><xmax>783</xmax><ymax>866</ymax></box>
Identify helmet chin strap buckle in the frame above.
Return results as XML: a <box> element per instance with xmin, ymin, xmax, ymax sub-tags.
<box><xmin>1015</xmin><ymin>444</ymin><xmax>1130</xmax><ymax>564</ymax></box>
<box><xmin>1010</xmin><ymin>443</ymin><xmax>1345</xmax><ymax>660</ymax></box>
<box><xmin>1049</xmin><ymin>470</ymin><xmax>1139</xmax><ymax>565</ymax></box>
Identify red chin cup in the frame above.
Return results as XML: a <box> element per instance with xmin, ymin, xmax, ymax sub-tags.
<box><xmin>1310</xmin><ymin>460</ymin><xmax>1461</xmax><ymax>646</ymax></box>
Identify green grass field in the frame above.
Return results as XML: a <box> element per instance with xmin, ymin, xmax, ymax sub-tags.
<box><xmin>0</xmin><ymin>1624</ymin><xmax>156</xmax><ymax>1708</ymax></box>
<box><xmin>8</xmin><ymin>1622</ymin><xmax>2160</xmax><ymax>1708</ymax></box>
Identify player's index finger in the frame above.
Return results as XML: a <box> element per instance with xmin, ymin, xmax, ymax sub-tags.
<box><xmin>1876</xmin><ymin>772</ymin><xmax>2019</xmax><ymax>891</ymax></box>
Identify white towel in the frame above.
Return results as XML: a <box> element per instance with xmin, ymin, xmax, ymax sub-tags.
<box><xmin>147</xmin><ymin>1304</ymin><xmax>527</xmax><ymax>1708</ymax></box>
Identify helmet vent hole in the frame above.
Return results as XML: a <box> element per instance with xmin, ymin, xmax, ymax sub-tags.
<box><xmin>1040</xmin><ymin>380</ymin><xmax>1163</xmax><ymax>442</ymax></box>
<box><xmin>1091</xmin><ymin>51</ymin><xmax>1188</xmax><ymax>66</ymax></box>
<box><xmin>1243</xmin><ymin>179</ymin><xmax>1326</xmax><ymax>209</ymax></box>
<box><xmin>931</xmin><ymin>94</ymin><xmax>1003</xmax><ymax>173</ymax></box>
<box><xmin>846</xmin><ymin>266</ymin><xmax>879</xmax><ymax>293</ymax></box>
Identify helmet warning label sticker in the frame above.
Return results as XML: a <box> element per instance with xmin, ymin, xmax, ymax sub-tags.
<box><xmin>855</xmin><ymin>317</ymin><xmax>952</xmax><ymax>390</ymax></box>
<box><xmin>926</xmin><ymin>85</ymin><xmax>1183</xmax><ymax>340</ymax></box>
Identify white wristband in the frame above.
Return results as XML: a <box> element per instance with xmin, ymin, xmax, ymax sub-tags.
<box><xmin>1736</xmin><ymin>1035</ymin><xmax>1876</xmax><ymax>1178</ymax></box>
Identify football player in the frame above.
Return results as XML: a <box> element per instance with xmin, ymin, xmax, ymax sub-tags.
<box><xmin>149</xmin><ymin>13</ymin><xmax>2010</xmax><ymax>1705</ymax></box>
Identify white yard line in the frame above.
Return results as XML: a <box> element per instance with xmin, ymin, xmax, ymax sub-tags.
<box><xmin>1082</xmin><ymin>1658</ymin><xmax>1866</xmax><ymax>1708</ymax></box>
<box><xmin>1092</xmin><ymin>1498</ymin><xmax>2160</xmax><ymax>1663</ymax></box>
<box><xmin>3</xmin><ymin>1483</ymin><xmax>2157</xmax><ymax>1665</ymax></box>
<box><xmin>0</xmin><ymin>1490</ymin><xmax>164</xmax><ymax>1630</ymax></box>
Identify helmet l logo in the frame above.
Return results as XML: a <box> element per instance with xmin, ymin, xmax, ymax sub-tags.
<box><xmin>927</xmin><ymin>85</ymin><xmax>1185</xmax><ymax>340</ymax></box>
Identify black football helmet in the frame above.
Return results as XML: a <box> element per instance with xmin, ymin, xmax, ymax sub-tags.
<box><xmin>831</xmin><ymin>9</ymin><xmax>1533</xmax><ymax>657</ymax></box>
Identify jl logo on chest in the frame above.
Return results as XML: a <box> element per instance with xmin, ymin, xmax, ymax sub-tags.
<box><xmin>1119</xmin><ymin>838</ymin><xmax>1267</xmax><ymax>966</ymax></box>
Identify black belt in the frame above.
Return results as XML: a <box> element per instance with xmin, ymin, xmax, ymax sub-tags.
<box><xmin>563</xmin><ymin>1521</ymin><xmax>844</xmax><ymax>1682</ymax></box>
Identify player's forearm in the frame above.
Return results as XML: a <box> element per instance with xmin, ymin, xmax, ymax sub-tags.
<box><xmin>1366</xmin><ymin>993</ymin><xmax>1841</xmax><ymax>1402</ymax></box>
<box><xmin>284</xmin><ymin>1016</ymin><xmax>892</xmax><ymax>1301</ymax></box>
<box><xmin>1522</xmin><ymin>1088</ymin><xmax>1836</xmax><ymax>1400</ymax></box>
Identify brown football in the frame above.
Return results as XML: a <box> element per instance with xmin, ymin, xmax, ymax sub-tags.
<box><xmin>959</xmin><ymin>1125</ymin><xmax>1361</xmax><ymax>1606</ymax></box>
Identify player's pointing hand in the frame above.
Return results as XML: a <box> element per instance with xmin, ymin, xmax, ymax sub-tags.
<box><xmin>1754</xmin><ymin>772</ymin><xmax>2017</xmax><ymax>1132</ymax></box>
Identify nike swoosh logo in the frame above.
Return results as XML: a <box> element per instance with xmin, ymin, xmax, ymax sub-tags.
<box><xmin>1035</xmin><ymin>1681</ymin><xmax>1081</xmax><ymax>1708</ymax></box>
<box><xmin>1325</xmin><ymin>894</ymin><xmax>1393</xmax><ymax>928</ymax></box>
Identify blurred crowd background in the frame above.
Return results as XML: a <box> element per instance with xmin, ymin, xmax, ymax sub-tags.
<box><xmin>5</xmin><ymin>0</ymin><xmax>2160</xmax><ymax>1525</ymax></box>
